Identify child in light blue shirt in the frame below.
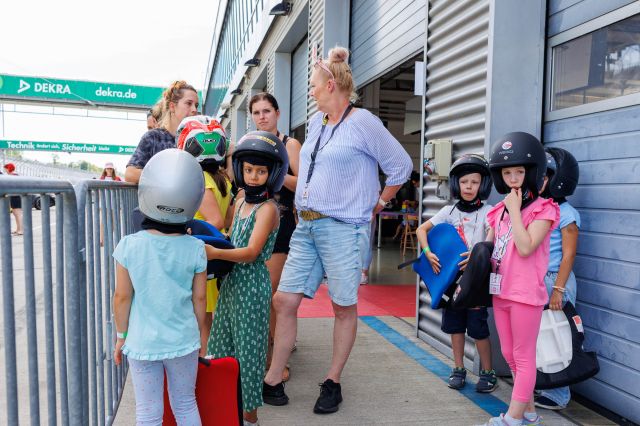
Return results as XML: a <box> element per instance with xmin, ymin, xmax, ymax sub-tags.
<box><xmin>535</xmin><ymin>148</ymin><xmax>581</xmax><ymax>413</ymax></box>
<box><xmin>113</xmin><ymin>231</ymin><xmax>207</xmax><ymax>359</ymax></box>
<box><xmin>112</xmin><ymin>148</ymin><xmax>208</xmax><ymax>424</ymax></box>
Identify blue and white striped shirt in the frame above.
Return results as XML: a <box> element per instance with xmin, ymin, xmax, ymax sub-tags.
<box><xmin>295</xmin><ymin>109</ymin><xmax>413</xmax><ymax>224</ymax></box>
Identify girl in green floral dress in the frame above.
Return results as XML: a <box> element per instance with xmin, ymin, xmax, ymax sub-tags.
<box><xmin>204</xmin><ymin>131</ymin><xmax>289</xmax><ymax>426</ymax></box>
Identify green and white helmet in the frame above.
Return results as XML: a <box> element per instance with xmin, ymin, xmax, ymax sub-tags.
<box><xmin>176</xmin><ymin>115</ymin><xmax>228</xmax><ymax>165</ymax></box>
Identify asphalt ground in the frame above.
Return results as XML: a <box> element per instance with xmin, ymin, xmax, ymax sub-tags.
<box><xmin>0</xmin><ymin>211</ymin><xmax>617</xmax><ymax>425</ymax></box>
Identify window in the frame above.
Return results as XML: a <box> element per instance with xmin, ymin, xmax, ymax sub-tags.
<box><xmin>551</xmin><ymin>13</ymin><xmax>640</xmax><ymax>110</ymax></box>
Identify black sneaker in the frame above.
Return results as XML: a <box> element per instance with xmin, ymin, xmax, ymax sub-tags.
<box><xmin>476</xmin><ymin>369</ymin><xmax>498</xmax><ymax>393</ymax></box>
<box><xmin>313</xmin><ymin>379</ymin><xmax>342</xmax><ymax>414</ymax></box>
<box><xmin>262</xmin><ymin>381</ymin><xmax>289</xmax><ymax>406</ymax></box>
<box><xmin>534</xmin><ymin>395</ymin><xmax>566</xmax><ymax>410</ymax></box>
<box><xmin>448</xmin><ymin>367</ymin><xmax>466</xmax><ymax>390</ymax></box>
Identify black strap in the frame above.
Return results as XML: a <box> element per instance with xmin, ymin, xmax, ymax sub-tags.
<box><xmin>305</xmin><ymin>104</ymin><xmax>354</xmax><ymax>185</ymax></box>
<box><xmin>397</xmin><ymin>256</ymin><xmax>421</xmax><ymax>270</ymax></box>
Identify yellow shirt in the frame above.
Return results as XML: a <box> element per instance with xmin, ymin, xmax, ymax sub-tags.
<box><xmin>194</xmin><ymin>171</ymin><xmax>232</xmax><ymax>231</ymax></box>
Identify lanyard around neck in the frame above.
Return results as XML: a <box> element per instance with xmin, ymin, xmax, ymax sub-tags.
<box><xmin>305</xmin><ymin>104</ymin><xmax>353</xmax><ymax>185</ymax></box>
<box><xmin>494</xmin><ymin>207</ymin><xmax>510</xmax><ymax>273</ymax></box>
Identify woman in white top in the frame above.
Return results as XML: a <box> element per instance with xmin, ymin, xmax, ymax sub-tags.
<box><xmin>100</xmin><ymin>162</ymin><xmax>121</xmax><ymax>181</ymax></box>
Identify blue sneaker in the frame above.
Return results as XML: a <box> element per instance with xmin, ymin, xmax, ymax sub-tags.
<box><xmin>476</xmin><ymin>369</ymin><xmax>498</xmax><ymax>393</ymax></box>
<box><xmin>448</xmin><ymin>367</ymin><xmax>466</xmax><ymax>389</ymax></box>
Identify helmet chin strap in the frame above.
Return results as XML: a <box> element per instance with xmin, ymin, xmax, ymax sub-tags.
<box><xmin>244</xmin><ymin>184</ymin><xmax>271</xmax><ymax>204</ymax></box>
<box><xmin>456</xmin><ymin>197</ymin><xmax>483</xmax><ymax>213</ymax></box>
<box><xmin>520</xmin><ymin>188</ymin><xmax>536</xmax><ymax>210</ymax></box>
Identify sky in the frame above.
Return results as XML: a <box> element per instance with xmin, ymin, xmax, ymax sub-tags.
<box><xmin>0</xmin><ymin>0</ymin><xmax>219</xmax><ymax>174</ymax></box>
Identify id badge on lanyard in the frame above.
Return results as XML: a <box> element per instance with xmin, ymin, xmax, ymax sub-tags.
<box><xmin>489</xmin><ymin>271</ymin><xmax>502</xmax><ymax>295</ymax></box>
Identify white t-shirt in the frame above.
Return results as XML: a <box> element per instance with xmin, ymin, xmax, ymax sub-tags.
<box><xmin>429</xmin><ymin>203</ymin><xmax>492</xmax><ymax>249</ymax></box>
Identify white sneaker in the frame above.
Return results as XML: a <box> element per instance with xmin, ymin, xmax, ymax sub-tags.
<box><xmin>475</xmin><ymin>414</ymin><xmax>520</xmax><ymax>426</ymax></box>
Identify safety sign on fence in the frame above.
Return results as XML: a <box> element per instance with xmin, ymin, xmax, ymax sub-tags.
<box><xmin>0</xmin><ymin>139</ymin><xmax>136</xmax><ymax>155</ymax></box>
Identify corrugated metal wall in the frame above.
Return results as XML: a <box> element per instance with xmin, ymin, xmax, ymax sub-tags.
<box><xmin>267</xmin><ymin>56</ymin><xmax>275</xmax><ymax>95</ymax></box>
<box><xmin>547</xmin><ymin>0</ymin><xmax>635</xmax><ymax>37</ymax></box>
<box><xmin>290</xmin><ymin>37</ymin><xmax>309</xmax><ymax>129</ymax></box>
<box><xmin>417</xmin><ymin>0</ymin><xmax>490</xmax><ymax>366</ymax></box>
<box><xmin>307</xmin><ymin>0</ymin><xmax>324</xmax><ymax>121</ymax></box>
<box><xmin>350</xmin><ymin>0</ymin><xmax>426</xmax><ymax>88</ymax></box>
<box><xmin>543</xmin><ymin>106</ymin><xmax>640</xmax><ymax>423</ymax></box>
<box><xmin>545</xmin><ymin>1</ymin><xmax>640</xmax><ymax>422</ymax></box>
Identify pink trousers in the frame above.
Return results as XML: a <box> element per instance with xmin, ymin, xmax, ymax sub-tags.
<box><xmin>493</xmin><ymin>297</ymin><xmax>543</xmax><ymax>403</ymax></box>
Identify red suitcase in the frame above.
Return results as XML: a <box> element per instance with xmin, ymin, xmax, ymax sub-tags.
<box><xmin>163</xmin><ymin>357</ymin><xmax>242</xmax><ymax>426</ymax></box>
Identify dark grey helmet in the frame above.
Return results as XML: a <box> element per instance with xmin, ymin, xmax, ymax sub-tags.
<box><xmin>232</xmin><ymin>131</ymin><xmax>289</xmax><ymax>192</ymax></box>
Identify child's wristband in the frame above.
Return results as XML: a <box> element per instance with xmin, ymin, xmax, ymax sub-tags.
<box><xmin>116</xmin><ymin>331</ymin><xmax>128</xmax><ymax>339</ymax></box>
<box><xmin>552</xmin><ymin>286</ymin><xmax>565</xmax><ymax>294</ymax></box>
<box><xmin>423</xmin><ymin>246</ymin><xmax>431</xmax><ymax>255</ymax></box>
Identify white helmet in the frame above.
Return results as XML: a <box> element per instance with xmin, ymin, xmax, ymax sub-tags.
<box><xmin>138</xmin><ymin>149</ymin><xmax>204</xmax><ymax>224</ymax></box>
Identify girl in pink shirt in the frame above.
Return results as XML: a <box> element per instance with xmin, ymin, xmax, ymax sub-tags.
<box><xmin>480</xmin><ymin>132</ymin><xmax>559</xmax><ymax>426</ymax></box>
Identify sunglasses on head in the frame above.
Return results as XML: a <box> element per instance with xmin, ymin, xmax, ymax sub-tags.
<box><xmin>311</xmin><ymin>45</ymin><xmax>335</xmax><ymax>81</ymax></box>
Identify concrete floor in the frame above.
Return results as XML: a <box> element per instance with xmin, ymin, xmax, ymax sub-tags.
<box><xmin>113</xmin><ymin>247</ymin><xmax>616</xmax><ymax>425</ymax></box>
<box><xmin>114</xmin><ymin>315</ymin><xmax>616</xmax><ymax>425</ymax></box>
<box><xmin>367</xmin><ymin>236</ymin><xmax>420</xmax><ymax>286</ymax></box>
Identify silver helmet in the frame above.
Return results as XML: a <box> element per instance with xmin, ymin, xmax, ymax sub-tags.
<box><xmin>138</xmin><ymin>148</ymin><xmax>204</xmax><ymax>224</ymax></box>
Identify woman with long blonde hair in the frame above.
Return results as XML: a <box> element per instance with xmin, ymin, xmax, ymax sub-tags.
<box><xmin>125</xmin><ymin>80</ymin><xmax>199</xmax><ymax>183</ymax></box>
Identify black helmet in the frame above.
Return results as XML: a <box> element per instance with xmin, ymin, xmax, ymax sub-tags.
<box><xmin>449</xmin><ymin>154</ymin><xmax>492</xmax><ymax>200</ymax></box>
<box><xmin>232</xmin><ymin>131</ymin><xmax>289</xmax><ymax>192</ymax></box>
<box><xmin>489</xmin><ymin>132</ymin><xmax>546</xmax><ymax>196</ymax></box>
<box><xmin>545</xmin><ymin>152</ymin><xmax>557</xmax><ymax>176</ymax></box>
<box><xmin>545</xmin><ymin>147</ymin><xmax>579</xmax><ymax>198</ymax></box>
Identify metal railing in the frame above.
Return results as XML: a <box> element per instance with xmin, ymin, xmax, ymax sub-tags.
<box><xmin>0</xmin><ymin>176</ymin><xmax>137</xmax><ymax>425</ymax></box>
<box><xmin>75</xmin><ymin>180</ymin><xmax>137</xmax><ymax>426</ymax></box>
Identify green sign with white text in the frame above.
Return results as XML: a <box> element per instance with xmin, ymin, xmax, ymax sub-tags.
<box><xmin>0</xmin><ymin>74</ymin><xmax>166</xmax><ymax>110</ymax></box>
<box><xmin>0</xmin><ymin>139</ymin><xmax>136</xmax><ymax>155</ymax></box>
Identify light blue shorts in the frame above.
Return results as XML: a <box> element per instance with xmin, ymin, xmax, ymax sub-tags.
<box><xmin>278</xmin><ymin>217</ymin><xmax>370</xmax><ymax>306</ymax></box>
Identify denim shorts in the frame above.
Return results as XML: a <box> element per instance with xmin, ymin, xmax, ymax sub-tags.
<box><xmin>278</xmin><ymin>217</ymin><xmax>370</xmax><ymax>306</ymax></box>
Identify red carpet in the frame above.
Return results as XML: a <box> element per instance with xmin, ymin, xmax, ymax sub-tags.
<box><xmin>298</xmin><ymin>284</ymin><xmax>416</xmax><ymax>318</ymax></box>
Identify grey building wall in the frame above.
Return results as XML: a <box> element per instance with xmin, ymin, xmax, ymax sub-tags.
<box><xmin>290</xmin><ymin>37</ymin><xmax>308</xmax><ymax>129</ymax></box>
<box><xmin>544</xmin><ymin>1</ymin><xmax>640</xmax><ymax>421</ymax></box>
<box><xmin>350</xmin><ymin>0</ymin><xmax>426</xmax><ymax>88</ymax></box>
<box><xmin>417</xmin><ymin>0</ymin><xmax>491</xmax><ymax>371</ymax></box>
<box><xmin>548</xmin><ymin>0</ymin><xmax>636</xmax><ymax>36</ymax></box>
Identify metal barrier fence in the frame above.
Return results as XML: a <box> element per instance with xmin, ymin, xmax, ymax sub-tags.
<box><xmin>0</xmin><ymin>176</ymin><xmax>137</xmax><ymax>426</ymax></box>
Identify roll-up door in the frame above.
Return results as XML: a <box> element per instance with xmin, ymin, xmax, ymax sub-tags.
<box><xmin>418</xmin><ymin>0</ymin><xmax>490</xmax><ymax>369</ymax></box>
<box><xmin>290</xmin><ymin>37</ymin><xmax>308</xmax><ymax>130</ymax></box>
<box><xmin>350</xmin><ymin>0</ymin><xmax>426</xmax><ymax>88</ymax></box>
<box><xmin>307</xmin><ymin>0</ymin><xmax>324</xmax><ymax>122</ymax></box>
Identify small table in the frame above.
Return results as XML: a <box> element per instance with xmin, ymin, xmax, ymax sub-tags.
<box><xmin>376</xmin><ymin>211</ymin><xmax>404</xmax><ymax>248</ymax></box>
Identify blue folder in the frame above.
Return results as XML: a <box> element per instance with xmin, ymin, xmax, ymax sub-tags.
<box><xmin>413</xmin><ymin>223</ymin><xmax>468</xmax><ymax>309</ymax></box>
